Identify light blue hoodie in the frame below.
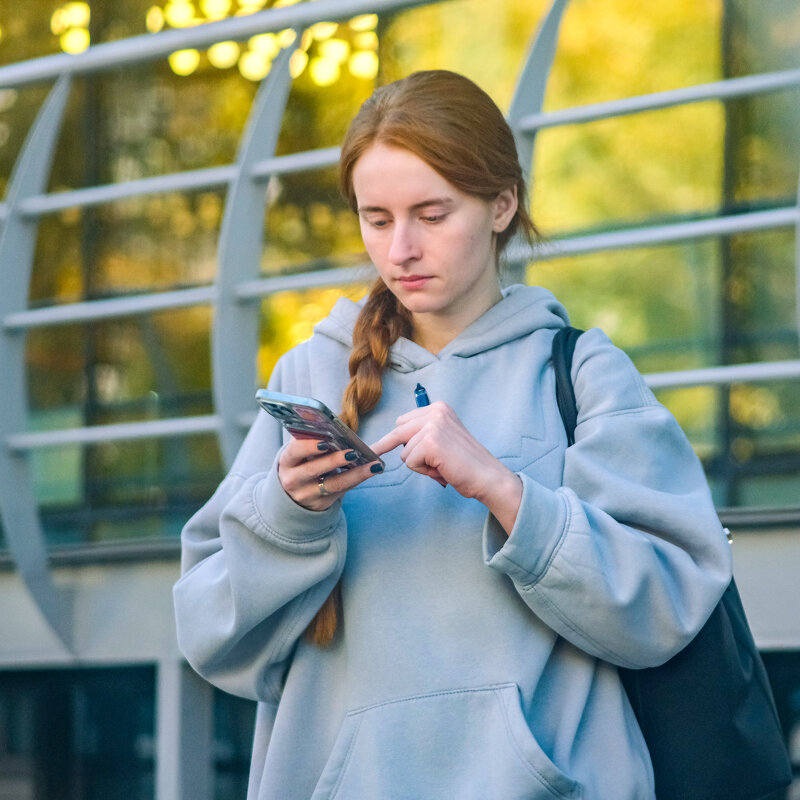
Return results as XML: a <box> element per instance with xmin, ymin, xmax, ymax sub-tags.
<box><xmin>174</xmin><ymin>284</ymin><xmax>732</xmax><ymax>799</ymax></box>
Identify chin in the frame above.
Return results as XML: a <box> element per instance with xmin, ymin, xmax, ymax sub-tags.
<box><xmin>397</xmin><ymin>295</ymin><xmax>442</xmax><ymax>314</ymax></box>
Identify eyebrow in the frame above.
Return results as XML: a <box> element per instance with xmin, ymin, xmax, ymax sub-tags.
<box><xmin>357</xmin><ymin>197</ymin><xmax>455</xmax><ymax>214</ymax></box>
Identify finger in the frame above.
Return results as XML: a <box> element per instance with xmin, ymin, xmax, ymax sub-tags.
<box><xmin>317</xmin><ymin>459</ymin><xmax>384</xmax><ymax>496</ymax></box>
<box><xmin>370</xmin><ymin>417</ymin><xmax>426</xmax><ymax>456</ymax></box>
<box><xmin>393</xmin><ymin>429</ymin><xmax>447</xmax><ymax>487</ymax></box>
<box><xmin>369</xmin><ymin>427</ymin><xmax>408</xmax><ymax>457</ymax></box>
<box><xmin>281</xmin><ymin>437</ymin><xmax>332</xmax><ymax>466</ymax></box>
<box><xmin>280</xmin><ymin>456</ymin><xmax>382</xmax><ymax>512</ymax></box>
<box><xmin>394</xmin><ymin>400</ymin><xmax>452</xmax><ymax>427</ymax></box>
<box><xmin>409</xmin><ymin>463</ymin><xmax>448</xmax><ymax>487</ymax></box>
<box><xmin>292</xmin><ymin>448</ymin><xmax>365</xmax><ymax>480</ymax></box>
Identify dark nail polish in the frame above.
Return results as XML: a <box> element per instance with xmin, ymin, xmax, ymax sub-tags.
<box><xmin>370</xmin><ymin>463</ymin><xmax>384</xmax><ymax>473</ymax></box>
<box><xmin>344</xmin><ymin>450</ymin><xmax>358</xmax><ymax>461</ymax></box>
<box><xmin>317</xmin><ymin>442</ymin><xmax>330</xmax><ymax>451</ymax></box>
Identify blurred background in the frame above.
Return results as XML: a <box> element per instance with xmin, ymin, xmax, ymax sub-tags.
<box><xmin>0</xmin><ymin>0</ymin><xmax>798</xmax><ymax>797</ymax></box>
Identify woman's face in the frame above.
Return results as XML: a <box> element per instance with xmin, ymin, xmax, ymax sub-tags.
<box><xmin>351</xmin><ymin>143</ymin><xmax>517</xmax><ymax>345</ymax></box>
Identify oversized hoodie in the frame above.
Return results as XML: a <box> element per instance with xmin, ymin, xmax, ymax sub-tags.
<box><xmin>174</xmin><ymin>284</ymin><xmax>732</xmax><ymax>800</ymax></box>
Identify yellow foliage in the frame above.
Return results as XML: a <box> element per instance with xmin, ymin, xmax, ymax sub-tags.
<box><xmin>257</xmin><ymin>285</ymin><xmax>368</xmax><ymax>384</ymax></box>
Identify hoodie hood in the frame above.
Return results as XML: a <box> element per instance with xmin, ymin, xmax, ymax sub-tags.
<box><xmin>313</xmin><ymin>284</ymin><xmax>570</xmax><ymax>373</ymax></box>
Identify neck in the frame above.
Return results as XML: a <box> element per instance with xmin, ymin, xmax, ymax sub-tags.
<box><xmin>411</xmin><ymin>285</ymin><xmax>502</xmax><ymax>354</ymax></box>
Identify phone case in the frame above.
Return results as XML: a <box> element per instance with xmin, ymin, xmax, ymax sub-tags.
<box><xmin>255</xmin><ymin>390</ymin><xmax>384</xmax><ymax>468</ymax></box>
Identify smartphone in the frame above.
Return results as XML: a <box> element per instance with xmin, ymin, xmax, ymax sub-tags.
<box><xmin>255</xmin><ymin>389</ymin><xmax>384</xmax><ymax>469</ymax></box>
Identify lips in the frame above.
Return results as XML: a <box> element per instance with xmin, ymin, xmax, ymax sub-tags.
<box><xmin>397</xmin><ymin>275</ymin><xmax>431</xmax><ymax>290</ymax></box>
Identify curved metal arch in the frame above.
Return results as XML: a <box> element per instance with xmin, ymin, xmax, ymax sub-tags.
<box><xmin>503</xmin><ymin>0</ymin><xmax>570</xmax><ymax>282</ymax></box>
<box><xmin>507</xmin><ymin>0</ymin><xmax>571</xmax><ymax>183</ymax></box>
<box><xmin>212</xmin><ymin>43</ymin><xmax>296</xmax><ymax>467</ymax></box>
<box><xmin>0</xmin><ymin>75</ymin><xmax>74</xmax><ymax>651</ymax></box>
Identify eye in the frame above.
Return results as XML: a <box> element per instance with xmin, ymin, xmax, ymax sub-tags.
<box><xmin>421</xmin><ymin>214</ymin><xmax>444</xmax><ymax>224</ymax></box>
<box><xmin>360</xmin><ymin>214</ymin><xmax>391</xmax><ymax>229</ymax></box>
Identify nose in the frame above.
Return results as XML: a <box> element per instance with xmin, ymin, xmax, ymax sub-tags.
<box><xmin>388</xmin><ymin>221</ymin><xmax>421</xmax><ymax>265</ymax></box>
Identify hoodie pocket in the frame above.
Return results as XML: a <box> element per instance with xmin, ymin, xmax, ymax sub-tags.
<box><xmin>311</xmin><ymin>683</ymin><xmax>580</xmax><ymax>800</ymax></box>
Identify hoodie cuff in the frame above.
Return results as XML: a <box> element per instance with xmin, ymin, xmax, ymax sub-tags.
<box><xmin>483</xmin><ymin>472</ymin><xmax>569</xmax><ymax>587</ymax></box>
<box><xmin>245</xmin><ymin>465</ymin><xmax>341</xmax><ymax>549</ymax></box>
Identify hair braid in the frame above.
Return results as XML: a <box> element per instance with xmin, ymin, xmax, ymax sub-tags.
<box><xmin>305</xmin><ymin>279</ymin><xmax>410</xmax><ymax>646</ymax></box>
<box><xmin>341</xmin><ymin>280</ymin><xmax>411</xmax><ymax>431</ymax></box>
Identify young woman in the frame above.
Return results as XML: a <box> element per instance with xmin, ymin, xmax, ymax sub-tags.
<box><xmin>174</xmin><ymin>70</ymin><xmax>732</xmax><ymax>799</ymax></box>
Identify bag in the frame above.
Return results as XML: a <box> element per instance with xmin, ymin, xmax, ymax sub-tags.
<box><xmin>551</xmin><ymin>326</ymin><xmax>792</xmax><ymax>800</ymax></box>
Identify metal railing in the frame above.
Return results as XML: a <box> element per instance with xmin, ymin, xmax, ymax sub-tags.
<box><xmin>0</xmin><ymin>0</ymin><xmax>799</xmax><ymax>651</ymax></box>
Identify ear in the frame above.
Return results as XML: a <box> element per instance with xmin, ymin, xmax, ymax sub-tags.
<box><xmin>491</xmin><ymin>186</ymin><xmax>518</xmax><ymax>233</ymax></box>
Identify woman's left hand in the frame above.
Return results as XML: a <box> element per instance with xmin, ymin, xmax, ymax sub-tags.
<box><xmin>370</xmin><ymin>401</ymin><xmax>523</xmax><ymax>535</ymax></box>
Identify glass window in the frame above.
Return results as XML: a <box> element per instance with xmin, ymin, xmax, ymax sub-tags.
<box><xmin>761</xmin><ymin>651</ymin><xmax>800</xmax><ymax>796</ymax></box>
<box><xmin>213</xmin><ymin>690</ymin><xmax>256</xmax><ymax>800</ymax></box>
<box><xmin>0</xmin><ymin>666</ymin><xmax>155</xmax><ymax>800</ymax></box>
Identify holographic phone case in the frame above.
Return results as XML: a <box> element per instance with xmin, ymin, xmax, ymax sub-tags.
<box><xmin>255</xmin><ymin>389</ymin><xmax>384</xmax><ymax>469</ymax></box>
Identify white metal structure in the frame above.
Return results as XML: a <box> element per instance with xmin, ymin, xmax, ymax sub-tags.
<box><xmin>1</xmin><ymin>1</ymin><xmax>798</xmax><ymax>796</ymax></box>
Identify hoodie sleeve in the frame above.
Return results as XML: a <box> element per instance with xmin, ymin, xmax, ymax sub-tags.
<box><xmin>484</xmin><ymin>327</ymin><xmax>733</xmax><ymax>669</ymax></box>
<box><xmin>173</xmin><ymin>360</ymin><xmax>347</xmax><ymax>703</ymax></box>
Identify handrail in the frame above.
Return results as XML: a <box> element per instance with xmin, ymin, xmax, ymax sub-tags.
<box><xmin>3</xmin><ymin>286</ymin><xmax>217</xmax><ymax>330</ymax></box>
<box><xmin>10</xmin><ymin>147</ymin><xmax>341</xmax><ymax>219</ymax></box>
<box><xmin>0</xmin><ymin>0</ymin><xmax>438</xmax><ymax>90</ymax></box>
<box><xmin>508</xmin><ymin>207</ymin><xmax>800</xmax><ymax>262</ymax></box>
<box><xmin>517</xmin><ymin>67</ymin><xmax>800</xmax><ymax>133</ymax></box>
<box><xmin>6</xmin><ymin>414</ymin><xmax>221</xmax><ymax>451</ymax></box>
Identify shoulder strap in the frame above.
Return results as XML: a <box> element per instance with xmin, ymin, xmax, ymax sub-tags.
<box><xmin>551</xmin><ymin>326</ymin><xmax>584</xmax><ymax>446</ymax></box>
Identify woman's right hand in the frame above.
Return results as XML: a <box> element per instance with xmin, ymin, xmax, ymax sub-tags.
<box><xmin>277</xmin><ymin>437</ymin><xmax>383</xmax><ymax>511</ymax></box>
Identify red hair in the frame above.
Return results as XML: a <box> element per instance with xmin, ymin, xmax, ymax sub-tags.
<box><xmin>307</xmin><ymin>71</ymin><xmax>536</xmax><ymax>646</ymax></box>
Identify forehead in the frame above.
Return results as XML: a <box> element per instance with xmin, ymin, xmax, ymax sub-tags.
<box><xmin>351</xmin><ymin>143</ymin><xmax>458</xmax><ymax>206</ymax></box>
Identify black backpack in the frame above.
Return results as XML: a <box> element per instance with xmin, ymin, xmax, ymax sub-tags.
<box><xmin>551</xmin><ymin>326</ymin><xmax>792</xmax><ymax>800</ymax></box>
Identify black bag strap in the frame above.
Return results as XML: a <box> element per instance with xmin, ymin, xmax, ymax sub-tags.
<box><xmin>551</xmin><ymin>326</ymin><xmax>584</xmax><ymax>446</ymax></box>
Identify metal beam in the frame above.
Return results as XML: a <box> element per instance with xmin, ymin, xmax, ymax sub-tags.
<box><xmin>156</xmin><ymin>660</ymin><xmax>214</xmax><ymax>800</ymax></box>
<box><xmin>212</xmin><ymin>43</ymin><xmax>295</xmax><ymax>467</ymax></box>
<box><xmin>5</xmin><ymin>415</ymin><xmax>222</xmax><ymax>452</ymax></box>
<box><xmin>0</xmin><ymin>76</ymin><xmax>75</xmax><ymax>651</ymax></box>
<box><xmin>508</xmin><ymin>0</ymin><xmax>570</xmax><ymax>176</ymax></box>
<box><xmin>517</xmin><ymin>67</ymin><xmax>800</xmax><ymax>134</ymax></box>
<box><xmin>645</xmin><ymin>359</ymin><xmax>800</xmax><ymax>390</ymax></box>
<box><xmin>506</xmin><ymin>206</ymin><xmax>800</xmax><ymax>263</ymax></box>
<box><xmin>0</xmin><ymin>0</ymin><xmax>446</xmax><ymax>90</ymax></box>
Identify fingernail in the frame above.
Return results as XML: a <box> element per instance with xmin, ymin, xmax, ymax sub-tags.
<box><xmin>317</xmin><ymin>441</ymin><xmax>329</xmax><ymax>451</ymax></box>
<box><xmin>344</xmin><ymin>450</ymin><xmax>358</xmax><ymax>461</ymax></box>
<box><xmin>370</xmin><ymin>463</ymin><xmax>384</xmax><ymax>473</ymax></box>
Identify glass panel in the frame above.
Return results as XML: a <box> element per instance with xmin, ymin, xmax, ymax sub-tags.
<box><xmin>0</xmin><ymin>84</ymin><xmax>50</xmax><ymax>201</ymax></box>
<box><xmin>530</xmin><ymin>230</ymin><xmax>800</xmax><ymax>510</ymax></box>
<box><xmin>31</xmin><ymin>191</ymin><xmax>225</xmax><ymax>302</ymax></box>
<box><xmin>213</xmin><ymin>690</ymin><xmax>256</xmax><ymax>800</ymax></box>
<box><xmin>530</xmin><ymin>241</ymin><xmax>724</xmax><ymax>371</ymax></box>
<box><xmin>0</xmin><ymin>666</ymin><xmax>155</xmax><ymax>800</ymax></box>
<box><xmin>723</xmin><ymin>0</ymin><xmax>800</xmax><ymax>216</ymax></box>
<box><xmin>35</xmin><ymin>434</ymin><xmax>221</xmax><ymax>545</ymax></box>
<box><xmin>258</xmin><ymin>283</ymin><xmax>369</xmax><ymax>385</ymax></box>
<box><xmin>2</xmin><ymin>0</ymin><xmax>797</xmax><ymax>544</ymax></box>
<box><xmin>261</xmin><ymin>166</ymin><xmax>364</xmax><ymax>273</ymax></box>
<box><xmin>547</xmin><ymin>0</ymin><xmax>723</xmax><ymax>107</ymax></box>
<box><xmin>533</xmin><ymin>102</ymin><xmax>726</xmax><ymax>234</ymax></box>
<box><xmin>27</xmin><ymin>309</ymin><xmax>213</xmax><ymax>420</ymax></box>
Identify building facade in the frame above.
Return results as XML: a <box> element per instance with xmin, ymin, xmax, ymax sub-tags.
<box><xmin>0</xmin><ymin>0</ymin><xmax>798</xmax><ymax>797</ymax></box>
